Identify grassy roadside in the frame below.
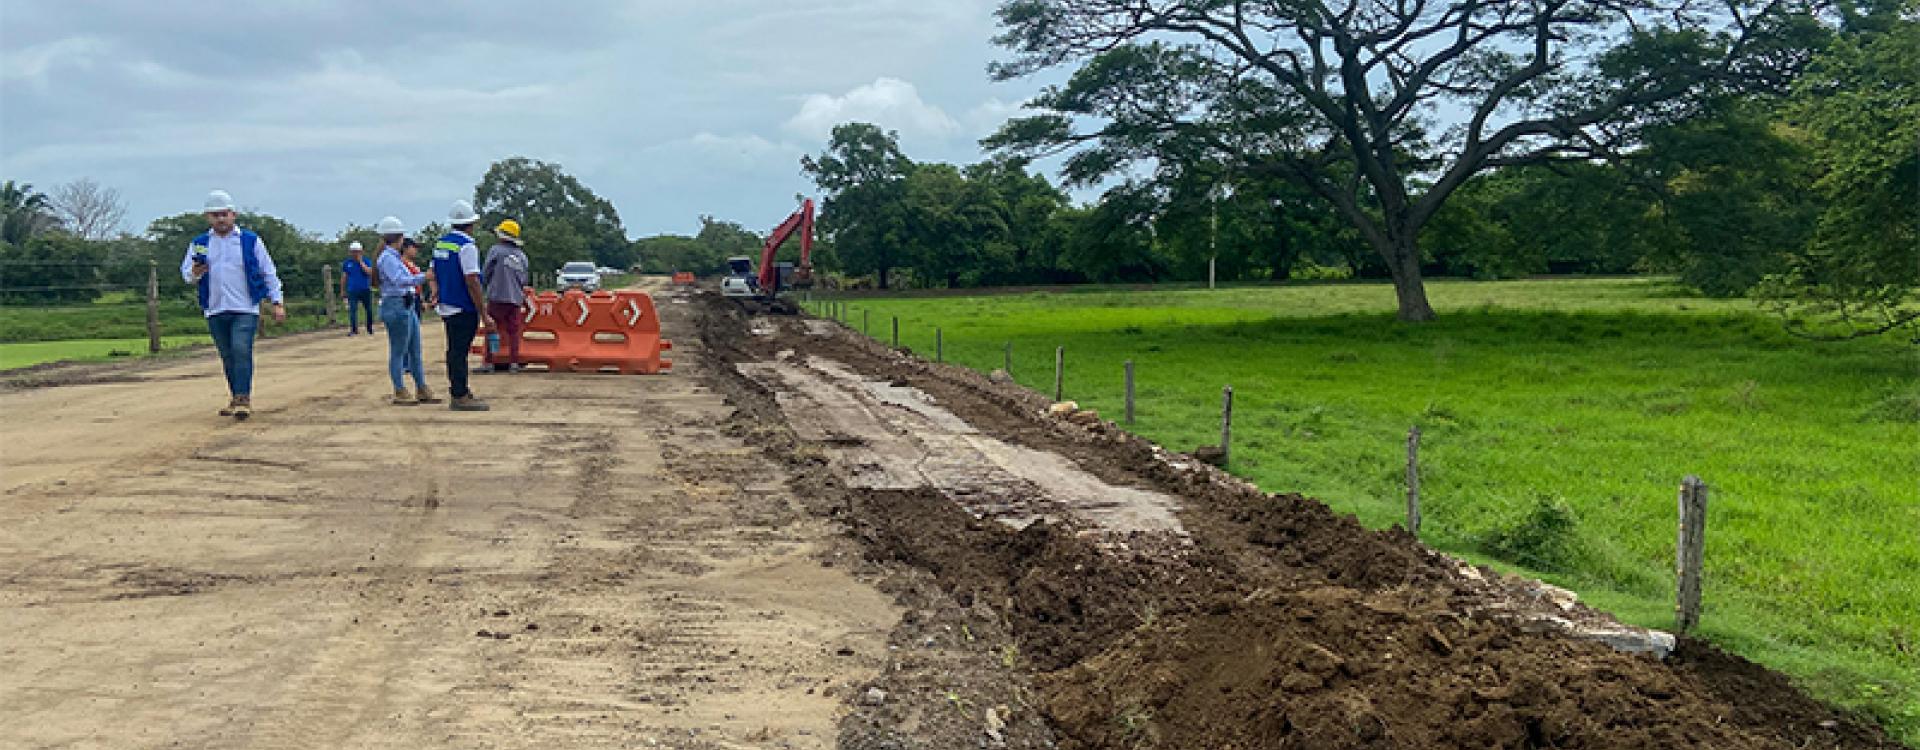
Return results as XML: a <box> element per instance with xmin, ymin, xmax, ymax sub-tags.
<box><xmin>0</xmin><ymin>336</ymin><xmax>211</xmax><ymax>370</ymax></box>
<box><xmin>0</xmin><ymin>299</ymin><xmax>336</xmax><ymax>370</ymax></box>
<box><xmin>822</xmin><ymin>277</ymin><xmax>1920</xmax><ymax>743</ymax></box>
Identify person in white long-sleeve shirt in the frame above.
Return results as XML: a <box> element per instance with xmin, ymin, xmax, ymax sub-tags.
<box><xmin>180</xmin><ymin>190</ymin><xmax>285</xmax><ymax>420</ymax></box>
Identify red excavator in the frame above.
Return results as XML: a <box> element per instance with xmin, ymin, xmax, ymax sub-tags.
<box><xmin>721</xmin><ymin>198</ymin><xmax>814</xmax><ymax>313</ymax></box>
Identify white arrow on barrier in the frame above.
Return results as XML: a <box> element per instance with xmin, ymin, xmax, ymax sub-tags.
<box><xmin>623</xmin><ymin>299</ymin><xmax>642</xmax><ymax>327</ymax></box>
<box><xmin>575</xmin><ymin>298</ymin><xmax>590</xmax><ymax>326</ymax></box>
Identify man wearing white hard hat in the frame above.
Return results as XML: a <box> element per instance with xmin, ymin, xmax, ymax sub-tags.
<box><xmin>341</xmin><ymin>241</ymin><xmax>375</xmax><ymax>336</ymax></box>
<box><xmin>430</xmin><ymin>200</ymin><xmax>494</xmax><ymax>411</ymax></box>
<box><xmin>180</xmin><ymin>190</ymin><xmax>286</xmax><ymax>420</ymax></box>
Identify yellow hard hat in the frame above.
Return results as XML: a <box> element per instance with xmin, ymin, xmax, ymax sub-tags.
<box><xmin>495</xmin><ymin>219</ymin><xmax>522</xmax><ymax>240</ymax></box>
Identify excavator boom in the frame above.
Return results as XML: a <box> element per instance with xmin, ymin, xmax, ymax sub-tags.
<box><xmin>756</xmin><ymin>198</ymin><xmax>814</xmax><ymax>294</ymax></box>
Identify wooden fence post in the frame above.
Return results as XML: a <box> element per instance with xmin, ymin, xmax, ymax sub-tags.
<box><xmin>322</xmin><ymin>265</ymin><xmax>338</xmax><ymax>326</ymax></box>
<box><xmin>1220</xmin><ymin>385</ymin><xmax>1234</xmax><ymax>467</ymax></box>
<box><xmin>1004</xmin><ymin>342</ymin><xmax>1012</xmax><ymax>376</ymax></box>
<box><xmin>863</xmin><ymin>309</ymin><xmax>869</xmax><ymax>336</ymax></box>
<box><xmin>935</xmin><ymin>328</ymin><xmax>943</xmax><ymax>362</ymax></box>
<box><xmin>1676</xmin><ymin>475</ymin><xmax>1709</xmax><ymax>633</ymax></box>
<box><xmin>1124</xmin><ymin>360</ymin><xmax>1135</xmax><ymax>425</ymax></box>
<box><xmin>1053</xmin><ymin>346</ymin><xmax>1064</xmax><ymax>402</ymax></box>
<box><xmin>892</xmin><ymin>316</ymin><xmax>899</xmax><ymax>348</ymax></box>
<box><xmin>1406</xmin><ymin>426</ymin><xmax>1423</xmax><ymax>536</ymax></box>
<box><xmin>146</xmin><ymin>260</ymin><xmax>162</xmax><ymax>353</ymax></box>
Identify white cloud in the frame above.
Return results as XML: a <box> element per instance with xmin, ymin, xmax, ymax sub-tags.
<box><xmin>1</xmin><ymin>36</ymin><xmax>111</xmax><ymax>87</ymax></box>
<box><xmin>783</xmin><ymin>77</ymin><xmax>961</xmax><ymax>142</ymax></box>
<box><xmin>963</xmin><ymin>97</ymin><xmax>1035</xmax><ymax>138</ymax></box>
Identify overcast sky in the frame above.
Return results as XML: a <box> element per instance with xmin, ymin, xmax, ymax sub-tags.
<box><xmin>1</xmin><ymin>1</ymin><xmax>1060</xmax><ymax>240</ymax></box>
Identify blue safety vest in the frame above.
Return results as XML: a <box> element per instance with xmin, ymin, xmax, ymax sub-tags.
<box><xmin>192</xmin><ymin>229</ymin><xmax>269</xmax><ymax>309</ymax></box>
<box><xmin>432</xmin><ymin>232</ymin><xmax>478</xmax><ymax>313</ymax></box>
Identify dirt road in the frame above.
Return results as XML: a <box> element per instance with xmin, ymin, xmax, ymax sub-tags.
<box><xmin>3</xmin><ymin>289</ymin><xmax>1900</xmax><ymax>749</ymax></box>
<box><xmin>0</xmin><ymin>299</ymin><xmax>900</xmax><ymax>748</ymax></box>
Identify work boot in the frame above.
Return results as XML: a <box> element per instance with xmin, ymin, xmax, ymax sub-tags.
<box><xmin>218</xmin><ymin>396</ymin><xmax>238</xmax><ymax>416</ymax></box>
<box><xmin>414</xmin><ymin>386</ymin><xmax>443</xmax><ymax>404</ymax></box>
<box><xmin>449</xmin><ymin>394</ymin><xmax>490</xmax><ymax>412</ymax></box>
<box><xmin>231</xmin><ymin>396</ymin><xmax>252</xmax><ymax>421</ymax></box>
<box><xmin>390</xmin><ymin>388</ymin><xmax>417</xmax><ymax>406</ymax></box>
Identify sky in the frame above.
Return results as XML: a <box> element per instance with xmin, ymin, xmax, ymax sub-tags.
<box><xmin>0</xmin><ymin>1</ymin><xmax>1060</xmax><ymax>240</ymax></box>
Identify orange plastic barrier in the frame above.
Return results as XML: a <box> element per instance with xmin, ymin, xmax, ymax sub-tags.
<box><xmin>671</xmin><ymin>272</ymin><xmax>696</xmax><ymax>286</ymax></box>
<box><xmin>471</xmin><ymin>289</ymin><xmax>673</xmax><ymax>374</ymax></box>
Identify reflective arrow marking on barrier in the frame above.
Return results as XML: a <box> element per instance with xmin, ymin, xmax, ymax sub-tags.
<box><xmin>622</xmin><ymin>299</ymin><xmax>642</xmax><ymax>327</ymax></box>
<box><xmin>574</xmin><ymin>298</ymin><xmax>591</xmax><ymax>326</ymax></box>
<box><xmin>524</xmin><ymin>305</ymin><xmax>536</xmax><ymax>323</ymax></box>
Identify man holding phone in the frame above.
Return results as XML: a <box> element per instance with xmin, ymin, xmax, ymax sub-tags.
<box><xmin>181</xmin><ymin>189</ymin><xmax>286</xmax><ymax>420</ymax></box>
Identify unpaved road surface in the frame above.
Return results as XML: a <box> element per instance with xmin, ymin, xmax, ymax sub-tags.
<box><xmin>3</xmin><ymin>287</ymin><xmax>1903</xmax><ymax>750</ymax></box>
<box><xmin>0</xmin><ymin>296</ymin><xmax>901</xmax><ymax>749</ymax></box>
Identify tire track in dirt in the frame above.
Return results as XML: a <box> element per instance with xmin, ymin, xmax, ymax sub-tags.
<box><xmin>0</xmin><ymin>292</ymin><xmax>908</xmax><ymax>749</ymax></box>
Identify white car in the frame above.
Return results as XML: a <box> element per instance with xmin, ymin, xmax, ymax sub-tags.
<box><xmin>556</xmin><ymin>261</ymin><xmax>601</xmax><ymax>291</ymax></box>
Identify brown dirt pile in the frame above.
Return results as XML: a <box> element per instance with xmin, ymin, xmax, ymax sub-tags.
<box><xmin>703</xmin><ymin>297</ymin><xmax>1902</xmax><ymax>750</ymax></box>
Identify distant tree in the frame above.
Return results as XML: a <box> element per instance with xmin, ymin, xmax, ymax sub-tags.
<box><xmin>1758</xmin><ymin>9</ymin><xmax>1919</xmax><ymax>340</ymax></box>
<box><xmin>1062</xmin><ymin>184</ymin><xmax>1166</xmax><ymax>283</ymax></box>
<box><xmin>964</xmin><ymin>157</ymin><xmax>1073</xmax><ymax>284</ymax></box>
<box><xmin>902</xmin><ymin>163</ymin><xmax>1009</xmax><ymax>288</ymax></box>
<box><xmin>802</xmin><ymin>123</ymin><xmax>914</xmax><ymax>288</ymax></box>
<box><xmin>987</xmin><ymin>0</ymin><xmax>1818</xmax><ymax>320</ymax></box>
<box><xmin>49</xmin><ymin>178</ymin><xmax>128</xmax><ymax>241</ymax></box>
<box><xmin>1</xmin><ymin>181</ymin><xmax>59</xmax><ymax>245</ymax></box>
<box><xmin>147</xmin><ymin>211</ymin><xmax>329</xmax><ymax>299</ymax></box>
<box><xmin>0</xmin><ymin>234</ymin><xmax>104</xmax><ymax>303</ymax></box>
<box><xmin>473</xmin><ymin>157</ymin><xmax>628</xmax><ymax>271</ymax></box>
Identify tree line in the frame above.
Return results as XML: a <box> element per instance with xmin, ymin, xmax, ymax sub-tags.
<box><xmin>805</xmin><ymin>0</ymin><xmax>1915</xmax><ymax>340</ymax></box>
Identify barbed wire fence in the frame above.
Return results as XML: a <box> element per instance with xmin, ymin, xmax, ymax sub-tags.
<box><xmin>810</xmin><ymin>295</ymin><xmax>1716</xmax><ymax>633</ymax></box>
<box><xmin>0</xmin><ymin>258</ymin><xmax>340</xmax><ymax>355</ymax></box>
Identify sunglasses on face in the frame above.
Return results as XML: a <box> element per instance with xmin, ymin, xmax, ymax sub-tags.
<box><xmin>205</xmin><ymin>211</ymin><xmax>234</xmax><ymax>219</ymax></box>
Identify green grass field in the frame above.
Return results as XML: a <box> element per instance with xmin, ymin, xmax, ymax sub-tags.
<box><xmin>0</xmin><ymin>297</ymin><xmax>336</xmax><ymax>370</ymax></box>
<box><xmin>823</xmin><ymin>277</ymin><xmax>1919</xmax><ymax>742</ymax></box>
<box><xmin>0</xmin><ymin>336</ymin><xmax>211</xmax><ymax>370</ymax></box>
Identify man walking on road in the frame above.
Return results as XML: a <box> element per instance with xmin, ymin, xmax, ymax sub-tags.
<box><xmin>480</xmin><ymin>218</ymin><xmax>532</xmax><ymax>373</ymax></box>
<box><xmin>432</xmin><ymin>200</ymin><xmax>494</xmax><ymax>411</ymax></box>
<box><xmin>181</xmin><ymin>190</ymin><xmax>285</xmax><ymax>420</ymax></box>
<box><xmin>342</xmin><ymin>241</ymin><xmax>375</xmax><ymax>336</ymax></box>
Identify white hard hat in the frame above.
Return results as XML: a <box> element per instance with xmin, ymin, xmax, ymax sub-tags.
<box><xmin>376</xmin><ymin>216</ymin><xmax>405</xmax><ymax>235</ymax></box>
<box><xmin>348</xmin><ymin>241</ymin><xmax>364</xmax><ymax>251</ymax></box>
<box><xmin>448</xmin><ymin>200</ymin><xmax>479</xmax><ymax>224</ymax></box>
<box><xmin>203</xmin><ymin>190</ymin><xmax>235</xmax><ymax>212</ymax></box>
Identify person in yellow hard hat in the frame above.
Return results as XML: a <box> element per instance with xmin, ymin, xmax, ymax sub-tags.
<box><xmin>480</xmin><ymin>218</ymin><xmax>532</xmax><ymax>373</ymax></box>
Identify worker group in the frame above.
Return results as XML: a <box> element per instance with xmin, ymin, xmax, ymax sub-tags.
<box><xmin>184</xmin><ymin>190</ymin><xmax>532</xmax><ymax>418</ymax></box>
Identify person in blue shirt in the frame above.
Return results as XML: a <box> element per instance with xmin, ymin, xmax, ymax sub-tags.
<box><xmin>180</xmin><ymin>190</ymin><xmax>285</xmax><ymax>420</ymax></box>
<box><xmin>341</xmin><ymin>242</ymin><xmax>375</xmax><ymax>335</ymax></box>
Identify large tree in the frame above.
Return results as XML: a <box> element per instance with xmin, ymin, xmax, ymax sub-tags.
<box><xmin>987</xmin><ymin>0</ymin><xmax>1813</xmax><ymax>320</ymax></box>
<box><xmin>802</xmin><ymin>123</ymin><xmax>915</xmax><ymax>289</ymax></box>
<box><xmin>473</xmin><ymin>157</ymin><xmax>628</xmax><ymax>274</ymax></box>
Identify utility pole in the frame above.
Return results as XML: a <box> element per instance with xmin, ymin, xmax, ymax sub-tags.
<box><xmin>1208</xmin><ymin>188</ymin><xmax>1218</xmax><ymax>290</ymax></box>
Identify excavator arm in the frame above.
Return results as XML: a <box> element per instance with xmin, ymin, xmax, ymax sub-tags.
<box><xmin>756</xmin><ymin>198</ymin><xmax>814</xmax><ymax>294</ymax></box>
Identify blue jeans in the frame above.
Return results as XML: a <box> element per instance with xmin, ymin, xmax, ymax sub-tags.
<box><xmin>347</xmin><ymin>289</ymin><xmax>375</xmax><ymax>333</ymax></box>
<box><xmin>206</xmin><ymin>312</ymin><xmax>259</xmax><ymax>396</ymax></box>
<box><xmin>380</xmin><ymin>297</ymin><xmax>427</xmax><ymax>391</ymax></box>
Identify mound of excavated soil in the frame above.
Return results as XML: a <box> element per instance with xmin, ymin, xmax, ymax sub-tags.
<box><xmin>700</xmin><ymin>296</ymin><xmax>1901</xmax><ymax>750</ymax></box>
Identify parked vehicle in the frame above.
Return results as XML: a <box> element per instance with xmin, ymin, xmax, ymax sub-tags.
<box><xmin>556</xmin><ymin>261</ymin><xmax>601</xmax><ymax>291</ymax></box>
